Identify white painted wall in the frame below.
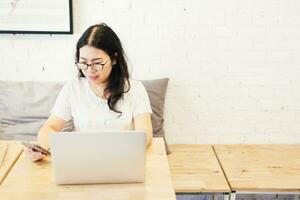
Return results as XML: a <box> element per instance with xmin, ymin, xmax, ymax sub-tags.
<box><xmin>1</xmin><ymin>0</ymin><xmax>300</xmax><ymax>144</ymax></box>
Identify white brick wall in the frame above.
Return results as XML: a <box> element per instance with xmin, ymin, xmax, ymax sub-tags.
<box><xmin>1</xmin><ymin>0</ymin><xmax>300</xmax><ymax>144</ymax></box>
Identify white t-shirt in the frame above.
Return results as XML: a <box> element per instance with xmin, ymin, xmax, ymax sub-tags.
<box><xmin>51</xmin><ymin>78</ymin><xmax>152</xmax><ymax>131</ymax></box>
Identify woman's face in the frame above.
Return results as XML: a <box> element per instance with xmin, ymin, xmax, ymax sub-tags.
<box><xmin>79</xmin><ymin>45</ymin><xmax>115</xmax><ymax>85</ymax></box>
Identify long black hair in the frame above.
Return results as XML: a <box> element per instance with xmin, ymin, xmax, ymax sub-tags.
<box><xmin>75</xmin><ymin>23</ymin><xmax>130</xmax><ymax>115</ymax></box>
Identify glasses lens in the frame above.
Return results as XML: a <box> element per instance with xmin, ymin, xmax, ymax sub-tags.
<box><xmin>76</xmin><ymin>63</ymin><xmax>87</xmax><ymax>70</ymax></box>
<box><xmin>76</xmin><ymin>63</ymin><xmax>105</xmax><ymax>71</ymax></box>
<box><xmin>92</xmin><ymin>64</ymin><xmax>103</xmax><ymax>71</ymax></box>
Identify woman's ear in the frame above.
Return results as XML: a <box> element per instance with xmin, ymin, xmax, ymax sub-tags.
<box><xmin>112</xmin><ymin>53</ymin><xmax>118</xmax><ymax>65</ymax></box>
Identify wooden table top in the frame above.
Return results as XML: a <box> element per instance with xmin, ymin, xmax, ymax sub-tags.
<box><xmin>168</xmin><ymin>144</ymin><xmax>231</xmax><ymax>193</ymax></box>
<box><xmin>0</xmin><ymin>138</ymin><xmax>176</xmax><ymax>200</ymax></box>
<box><xmin>0</xmin><ymin>141</ymin><xmax>23</xmax><ymax>185</ymax></box>
<box><xmin>214</xmin><ymin>144</ymin><xmax>300</xmax><ymax>192</ymax></box>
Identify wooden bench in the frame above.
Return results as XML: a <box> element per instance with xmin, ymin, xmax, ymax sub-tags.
<box><xmin>167</xmin><ymin>144</ymin><xmax>231</xmax><ymax>199</ymax></box>
<box><xmin>214</xmin><ymin>144</ymin><xmax>300</xmax><ymax>200</ymax></box>
<box><xmin>168</xmin><ymin>144</ymin><xmax>300</xmax><ymax>200</ymax></box>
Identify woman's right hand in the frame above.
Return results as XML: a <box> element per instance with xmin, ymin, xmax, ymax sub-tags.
<box><xmin>24</xmin><ymin>147</ymin><xmax>46</xmax><ymax>162</ymax></box>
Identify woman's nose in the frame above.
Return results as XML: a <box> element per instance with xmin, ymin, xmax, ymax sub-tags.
<box><xmin>86</xmin><ymin>64</ymin><xmax>95</xmax><ymax>73</ymax></box>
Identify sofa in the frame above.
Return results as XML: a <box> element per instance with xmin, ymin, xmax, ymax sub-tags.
<box><xmin>0</xmin><ymin>78</ymin><xmax>170</xmax><ymax>153</ymax></box>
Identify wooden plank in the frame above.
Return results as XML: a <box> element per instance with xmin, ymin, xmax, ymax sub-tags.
<box><xmin>0</xmin><ymin>143</ymin><xmax>8</xmax><ymax>168</ymax></box>
<box><xmin>214</xmin><ymin>145</ymin><xmax>300</xmax><ymax>192</ymax></box>
<box><xmin>0</xmin><ymin>138</ymin><xmax>176</xmax><ymax>200</ymax></box>
<box><xmin>168</xmin><ymin>144</ymin><xmax>231</xmax><ymax>193</ymax></box>
<box><xmin>0</xmin><ymin>141</ymin><xmax>23</xmax><ymax>185</ymax></box>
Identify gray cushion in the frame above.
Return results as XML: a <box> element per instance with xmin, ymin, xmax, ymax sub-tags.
<box><xmin>141</xmin><ymin>78</ymin><xmax>170</xmax><ymax>154</ymax></box>
<box><xmin>0</xmin><ymin>79</ymin><xmax>170</xmax><ymax>154</ymax></box>
<box><xmin>0</xmin><ymin>81</ymin><xmax>73</xmax><ymax>141</ymax></box>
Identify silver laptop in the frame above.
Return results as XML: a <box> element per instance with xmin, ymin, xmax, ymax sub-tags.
<box><xmin>49</xmin><ymin>131</ymin><xmax>147</xmax><ymax>185</ymax></box>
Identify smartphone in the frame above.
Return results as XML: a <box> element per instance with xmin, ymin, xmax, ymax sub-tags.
<box><xmin>22</xmin><ymin>142</ymin><xmax>51</xmax><ymax>156</ymax></box>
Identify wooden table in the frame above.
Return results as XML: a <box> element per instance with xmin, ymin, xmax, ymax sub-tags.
<box><xmin>168</xmin><ymin>144</ymin><xmax>231</xmax><ymax>199</ymax></box>
<box><xmin>0</xmin><ymin>141</ymin><xmax>23</xmax><ymax>185</ymax></box>
<box><xmin>214</xmin><ymin>145</ymin><xmax>300</xmax><ymax>199</ymax></box>
<box><xmin>0</xmin><ymin>138</ymin><xmax>176</xmax><ymax>200</ymax></box>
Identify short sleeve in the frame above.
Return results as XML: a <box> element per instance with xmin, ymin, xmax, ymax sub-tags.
<box><xmin>51</xmin><ymin>82</ymin><xmax>72</xmax><ymax>121</ymax></box>
<box><xmin>133</xmin><ymin>81</ymin><xmax>153</xmax><ymax>117</ymax></box>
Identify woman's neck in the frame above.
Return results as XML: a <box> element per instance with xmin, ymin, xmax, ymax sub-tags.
<box><xmin>89</xmin><ymin>81</ymin><xmax>108</xmax><ymax>99</ymax></box>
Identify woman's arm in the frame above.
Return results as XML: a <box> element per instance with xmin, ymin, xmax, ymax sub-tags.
<box><xmin>25</xmin><ymin>114</ymin><xmax>66</xmax><ymax>162</ymax></box>
<box><xmin>37</xmin><ymin>114</ymin><xmax>66</xmax><ymax>150</ymax></box>
<box><xmin>133</xmin><ymin>113</ymin><xmax>153</xmax><ymax>148</ymax></box>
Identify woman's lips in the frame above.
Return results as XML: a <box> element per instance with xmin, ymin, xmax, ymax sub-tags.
<box><xmin>88</xmin><ymin>75</ymin><xmax>99</xmax><ymax>80</ymax></box>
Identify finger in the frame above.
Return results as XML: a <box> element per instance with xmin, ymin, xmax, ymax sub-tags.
<box><xmin>25</xmin><ymin>147</ymin><xmax>44</xmax><ymax>156</ymax></box>
<box><xmin>24</xmin><ymin>147</ymin><xmax>45</xmax><ymax>162</ymax></box>
<box><xmin>32</xmin><ymin>155</ymin><xmax>44</xmax><ymax>162</ymax></box>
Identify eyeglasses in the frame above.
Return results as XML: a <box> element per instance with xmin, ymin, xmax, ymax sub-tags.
<box><xmin>76</xmin><ymin>58</ymin><xmax>110</xmax><ymax>71</ymax></box>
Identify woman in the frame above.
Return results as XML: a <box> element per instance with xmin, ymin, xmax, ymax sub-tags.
<box><xmin>25</xmin><ymin>23</ymin><xmax>153</xmax><ymax>161</ymax></box>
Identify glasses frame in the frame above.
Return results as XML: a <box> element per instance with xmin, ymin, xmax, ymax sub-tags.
<box><xmin>76</xmin><ymin>58</ymin><xmax>111</xmax><ymax>71</ymax></box>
